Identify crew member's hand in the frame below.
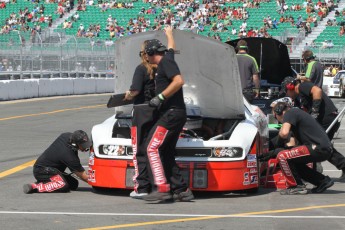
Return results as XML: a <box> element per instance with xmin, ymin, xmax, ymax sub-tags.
<box><xmin>164</xmin><ymin>25</ymin><xmax>173</xmax><ymax>36</ymax></box>
<box><xmin>124</xmin><ymin>91</ymin><xmax>134</xmax><ymax>101</ymax></box>
<box><xmin>311</xmin><ymin>112</ymin><xmax>319</xmax><ymax>119</ymax></box>
<box><xmin>258</xmin><ymin>148</ymin><xmax>283</xmax><ymax>162</ymax></box>
<box><xmin>149</xmin><ymin>94</ymin><xmax>165</xmax><ymax>108</ymax></box>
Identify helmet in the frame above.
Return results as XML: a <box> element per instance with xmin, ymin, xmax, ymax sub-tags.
<box><xmin>281</xmin><ymin>76</ymin><xmax>297</xmax><ymax>93</ymax></box>
<box><xmin>71</xmin><ymin>130</ymin><xmax>92</xmax><ymax>150</ymax></box>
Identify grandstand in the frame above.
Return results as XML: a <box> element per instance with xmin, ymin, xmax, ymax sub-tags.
<box><xmin>0</xmin><ymin>0</ymin><xmax>345</xmax><ymax>77</ymax></box>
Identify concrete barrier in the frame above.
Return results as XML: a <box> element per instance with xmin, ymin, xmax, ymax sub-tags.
<box><xmin>0</xmin><ymin>78</ymin><xmax>115</xmax><ymax>101</ymax></box>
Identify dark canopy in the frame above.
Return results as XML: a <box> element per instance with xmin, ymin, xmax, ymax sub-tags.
<box><xmin>226</xmin><ymin>38</ymin><xmax>293</xmax><ymax>85</ymax></box>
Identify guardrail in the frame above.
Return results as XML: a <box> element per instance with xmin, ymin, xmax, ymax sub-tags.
<box><xmin>0</xmin><ymin>71</ymin><xmax>114</xmax><ymax>80</ymax></box>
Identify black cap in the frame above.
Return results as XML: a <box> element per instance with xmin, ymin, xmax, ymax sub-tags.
<box><xmin>71</xmin><ymin>130</ymin><xmax>92</xmax><ymax>149</ymax></box>
<box><xmin>145</xmin><ymin>39</ymin><xmax>167</xmax><ymax>56</ymax></box>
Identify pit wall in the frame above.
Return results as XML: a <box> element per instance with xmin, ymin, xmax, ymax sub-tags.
<box><xmin>0</xmin><ymin>78</ymin><xmax>115</xmax><ymax>101</ymax></box>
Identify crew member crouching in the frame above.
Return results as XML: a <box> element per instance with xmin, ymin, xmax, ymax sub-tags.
<box><xmin>259</xmin><ymin>102</ymin><xmax>334</xmax><ymax>195</ymax></box>
<box><xmin>23</xmin><ymin>130</ymin><xmax>92</xmax><ymax>194</ymax></box>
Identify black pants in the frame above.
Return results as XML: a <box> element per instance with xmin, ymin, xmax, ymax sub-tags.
<box><xmin>243</xmin><ymin>89</ymin><xmax>254</xmax><ymax>103</ymax></box>
<box><xmin>322</xmin><ymin>114</ymin><xmax>345</xmax><ymax>170</ymax></box>
<box><xmin>144</xmin><ymin>108</ymin><xmax>188</xmax><ymax>193</ymax></box>
<box><xmin>277</xmin><ymin>145</ymin><xmax>332</xmax><ymax>187</ymax></box>
<box><xmin>33</xmin><ymin>166</ymin><xmax>79</xmax><ymax>193</ymax></box>
<box><xmin>131</xmin><ymin>104</ymin><xmax>158</xmax><ymax>193</ymax></box>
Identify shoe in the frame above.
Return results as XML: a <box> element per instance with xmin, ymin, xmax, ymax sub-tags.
<box><xmin>280</xmin><ymin>185</ymin><xmax>308</xmax><ymax>195</ymax></box>
<box><xmin>142</xmin><ymin>191</ymin><xmax>172</xmax><ymax>202</ymax></box>
<box><xmin>129</xmin><ymin>190</ymin><xmax>148</xmax><ymax>199</ymax></box>
<box><xmin>23</xmin><ymin>184</ymin><xmax>35</xmax><ymax>194</ymax></box>
<box><xmin>338</xmin><ymin>170</ymin><xmax>345</xmax><ymax>181</ymax></box>
<box><xmin>173</xmin><ymin>188</ymin><xmax>194</xmax><ymax>201</ymax></box>
<box><xmin>311</xmin><ymin>176</ymin><xmax>334</xmax><ymax>193</ymax></box>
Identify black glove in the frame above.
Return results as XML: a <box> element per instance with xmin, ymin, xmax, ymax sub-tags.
<box><xmin>258</xmin><ymin>148</ymin><xmax>284</xmax><ymax>162</ymax></box>
<box><xmin>311</xmin><ymin>99</ymin><xmax>321</xmax><ymax>119</ymax></box>
<box><xmin>149</xmin><ymin>94</ymin><xmax>165</xmax><ymax>108</ymax></box>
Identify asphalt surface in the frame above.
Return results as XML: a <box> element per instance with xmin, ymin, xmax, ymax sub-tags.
<box><xmin>1</xmin><ymin>94</ymin><xmax>345</xmax><ymax>230</ymax></box>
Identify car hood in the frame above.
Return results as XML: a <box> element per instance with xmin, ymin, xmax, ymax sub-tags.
<box><xmin>114</xmin><ymin>30</ymin><xmax>244</xmax><ymax>119</ymax></box>
<box><xmin>227</xmin><ymin>38</ymin><xmax>293</xmax><ymax>85</ymax></box>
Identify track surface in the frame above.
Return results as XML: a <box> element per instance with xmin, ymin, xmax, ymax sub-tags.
<box><xmin>1</xmin><ymin>94</ymin><xmax>345</xmax><ymax>230</ymax></box>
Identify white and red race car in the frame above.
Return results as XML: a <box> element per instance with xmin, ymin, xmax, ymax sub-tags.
<box><xmin>88</xmin><ymin>30</ymin><xmax>270</xmax><ymax>193</ymax></box>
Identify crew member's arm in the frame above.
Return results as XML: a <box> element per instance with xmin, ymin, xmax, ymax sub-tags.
<box><xmin>297</xmin><ymin>74</ymin><xmax>311</xmax><ymax>82</ymax></box>
<box><xmin>253</xmin><ymin>73</ymin><xmax>260</xmax><ymax>97</ymax></box>
<box><xmin>74</xmin><ymin>170</ymin><xmax>88</xmax><ymax>183</ymax></box>
<box><xmin>279</xmin><ymin>122</ymin><xmax>291</xmax><ymax>139</ymax></box>
<box><xmin>160</xmin><ymin>75</ymin><xmax>184</xmax><ymax>98</ymax></box>
<box><xmin>310</xmin><ymin>85</ymin><xmax>322</xmax><ymax>118</ymax></box>
<box><xmin>165</xmin><ymin>25</ymin><xmax>175</xmax><ymax>50</ymax></box>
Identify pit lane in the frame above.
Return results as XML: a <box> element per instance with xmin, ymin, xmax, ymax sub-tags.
<box><xmin>0</xmin><ymin>94</ymin><xmax>345</xmax><ymax>230</ymax></box>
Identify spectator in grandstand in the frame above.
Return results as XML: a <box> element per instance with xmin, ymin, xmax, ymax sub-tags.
<box><xmin>260</xmin><ymin>102</ymin><xmax>334</xmax><ymax>195</ymax></box>
<box><xmin>236</xmin><ymin>39</ymin><xmax>260</xmax><ymax>102</ymax></box>
<box><xmin>23</xmin><ymin>130</ymin><xmax>92</xmax><ymax>194</ymax></box>
<box><xmin>297</xmin><ymin>50</ymin><xmax>323</xmax><ymax>88</ymax></box>
<box><xmin>339</xmin><ymin>25</ymin><xmax>345</xmax><ymax>36</ymax></box>
<box><xmin>282</xmin><ymin>77</ymin><xmax>345</xmax><ymax>180</ymax></box>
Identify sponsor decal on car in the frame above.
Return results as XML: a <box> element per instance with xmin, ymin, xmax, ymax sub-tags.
<box><xmin>88</xmin><ymin>169</ymin><xmax>96</xmax><ymax>182</ymax></box>
<box><xmin>243</xmin><ymin>172</ymin><xmax>250</xmax><ymax>185</ymax></box>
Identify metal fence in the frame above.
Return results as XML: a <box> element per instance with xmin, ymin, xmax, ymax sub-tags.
<box><xmin>0</xmin><ymin>32</ymin><xmax>115</xmax><ymax>79</ymax></box>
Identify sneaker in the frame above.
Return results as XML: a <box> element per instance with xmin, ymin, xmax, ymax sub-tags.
<box><xmin>23</xmin><ymin>184</ymin><xmax>35</xmax><ymax>194</ymax></box>
<box><xmin>338</xmin><ymin>170</ymin><xmax>345</xmax><ymax>182</ymax></box>
<box><xmin>142</xmin><ymin>191</ymin><xmax>172</xmax><ymax>202</ymax></box>
<box><xmin>311</xmin><ymin>176</ymin><xmax>334</xmax><ymax>193</ymax></box>
<box><xmin>280</xmin><ymin>185</ymin><xmax>308</xmax><ymax>195</ymax></box>
<box><xmin>129</xmin><ymin>190</ymin><xmax>148</xmax><ymax>199</ymax></box>
<box><xmin>173</xmin><ymin>188</ymin><xmax>194</xmax><ymax>201</ymax></box>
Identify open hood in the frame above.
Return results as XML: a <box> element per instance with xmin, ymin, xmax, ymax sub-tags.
<box><xmin>114</xmin><ymin>30</ymin><xmax>244</xmax><ymax>119</ymax></box>
<box><xmin>227</xmin><ymin>38</ymin><xmax>293</xmax><ymax>85</ymax></box>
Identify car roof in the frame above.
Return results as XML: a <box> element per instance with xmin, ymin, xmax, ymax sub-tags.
<box><xmin>114</xmin><ymin>30</ymin><xmax>245</xmax><ymax>119</ymax></box>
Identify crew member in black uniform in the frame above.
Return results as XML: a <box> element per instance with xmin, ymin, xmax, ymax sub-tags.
<box><xmin>281</xmin><ymin>76</ymin><xmax>345</xmax><ymax>180</ymax></box>
<box><xmin>261</xmin><ymin>102</ymin><xmax>334</xmax><ymax>195</ymax></box>
<box><xmin>23</xmin><ymin>130</ymin><xmax>92</xmax><ymax>194</ymax></box>
<box><xmin>123</xmin><ymin>26</ymin><xmax>176</xmax><ymax>199</ymax></box>
<box><xmin>141</xmin><ymin>38</ymin><xmax>194</xmax><ymax>202</ymax></box>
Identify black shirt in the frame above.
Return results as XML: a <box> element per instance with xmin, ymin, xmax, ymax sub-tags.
<box><xmin>298</xmin><ymin>82</ymin><xmax>337</xmax><ymax>126</ymax></box>
<box><xmin>155</xmin><ymin>50</ymin><xmax>185</xmax><ymax>111</ymax></box>
<box><xmin>34</xmin><ymin>133</ymin><xmax>85</xmax><ymax>173</ymax></box>
<box><xmin>130</xmin><ymin>64</ymin><xmax>155</xmax><ymax>104</ymax></box>
<box><xmin>284</xmin><ymin>108</ymin><xmax>331</xmax><ymax>150</ymax></box>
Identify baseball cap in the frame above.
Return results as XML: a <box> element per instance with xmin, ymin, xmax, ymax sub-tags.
<box><xmin>144</xmin><ymin>39</ymin><xmax>167</xmax><ymax>56</ymax></box>
<box><xmin>71</xmin><ymin>130</ymin><xmax>92</xmax><ymax>150</ymax></box>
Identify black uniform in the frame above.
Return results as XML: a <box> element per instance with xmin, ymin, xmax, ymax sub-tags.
<box><xmin>297</xmin><ymin>82</ymin><xmax>345</xmax><ymax>170</ymax></box>
<box><xmin>32</xmin><ymin>133</ymin><xmax>83</xmax><ymax>192</ymax></box>
<box><xmin>144</xmin><ymin>52</ymin><xmax>188</xmax><ymax>193</ymax></box>
<box><xmin>130</xmin><ymin>50</ymin><xmax>174</xmax><ymax>194</ymax></box>
<box><xmin>278</xmin><ymin>108</ymin><xmax>332</xmax><ymax>187</ymax></box>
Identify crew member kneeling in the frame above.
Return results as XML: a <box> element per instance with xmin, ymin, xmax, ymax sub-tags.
<box><xmin>260</xmin><ymin>102</ymin><xmax>334</xmax><ymax>195</ymax></box>
<box><xmin>23</xmin><ymin>130</ymin><xmax>92</xmax><ymax>194</ymax></box>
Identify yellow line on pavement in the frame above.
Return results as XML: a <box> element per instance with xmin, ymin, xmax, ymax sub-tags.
<box><xmin>0</xmin><ymin>104</ymin><xmax>106</xmax><ymax>121</ymax></box>
<box><xmin>80</xmin><ymin>203</ymin><xmax>345</xmax><ymax>230</ymax></box>
<box><xmin>0</xmin><ymin>160</ymin><xmax>36</xmax><ymax>179</ymax></box>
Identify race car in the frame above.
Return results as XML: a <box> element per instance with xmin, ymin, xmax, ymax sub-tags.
<box><xmin>88</xmin><ymin>30</ymin><xmax>269</xmax><ymax>193</ymax></box>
